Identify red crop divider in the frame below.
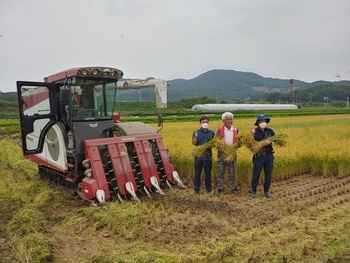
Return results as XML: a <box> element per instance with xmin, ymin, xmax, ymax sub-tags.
<box><xmin>83</xmin><ymin>144</ymin><xmax>110</xmax><ymax>200</ymax></box>
<box><xmin>154</xmin><ymin>138</ymin><xmax>175</xmax><ymax>183</ymax></box>
<box><xmin>133</xmin><ymin>140</ymin><xmax>155</xmax><ymax>189</ymax></box>
<box><xmin>84</xmin><ymin>134</ymin><xmax>167</xmax><ymax>199</ymax></box>
<box><xmin>107</xmin><ymin>143</ymin><xmax>138</xmax><ymax>196</ymax></box>
<box><xmin>140</xmin><ymin>140</ymin><xmax>161</xmax><ymax>181</ymax></box>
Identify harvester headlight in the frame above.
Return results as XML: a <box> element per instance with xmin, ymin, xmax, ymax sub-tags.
<box><xmin>92</xmin><ymin>69</ymin><xmax>99</xmax><ymax>75</ymax></box>
<box><xmin>102</xmin><ymin>68</ymin><xmax>110</xmax><ymax>76</ymax></box>
<box><xmin>110</xmin><ymin>71</ymin><xmax>117</xmax><ymax>76</ymax></box>
<box><xmin>84</xmin><ymin>169</ymin><xmax>93</xmax><ymax>178</ymax></box>
<box><xmin>81</xmin><ymin>69</ymin><xmax>88</xmax><ymax>76</ymax></box>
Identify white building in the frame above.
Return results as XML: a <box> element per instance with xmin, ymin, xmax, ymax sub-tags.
<box><xmin>191</xmin><ymin>103</ymin><xmax>298</xmax><ymax>111</ymax></box>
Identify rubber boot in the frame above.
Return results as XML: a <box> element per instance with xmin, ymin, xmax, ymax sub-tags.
<box><xmin>264</xmin><ymin>186</ymin><xmax>271</xmax><ymax>198</ymax></box>
<box><xmin>251</xmin><ymin>187</ymin><xmax>257</xmax><ymax>198</ymax></box>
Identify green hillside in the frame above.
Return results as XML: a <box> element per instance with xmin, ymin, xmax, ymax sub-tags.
<box><xmin>116</xmin><ymin>69</ymin><xmax>350</xmax><ymax>102</ymax></box>
<box><xmin>2</xmin><ymin>70</ymin><xmax>350</xmax><ymax>112</ymax></box>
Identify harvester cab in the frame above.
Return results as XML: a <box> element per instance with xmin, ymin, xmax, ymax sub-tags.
<box><xmin>16</xmin><ymin>67</ymin><xmax>185</xmax><ymax>206</ymax></box>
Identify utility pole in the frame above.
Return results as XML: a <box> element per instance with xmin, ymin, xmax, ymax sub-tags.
<box><xmin>138</xmin><ymin>90</ymin><xmax>141</xmax><ymax>101</ymax></box>
<box><xmin>323</xmin><ymin>96</ymin><xmax>328</xmax><ymax>107</ymax></box>
<box><xmin>289</xmin><ymin>79</ymin><xmax>294</xmax><ymax>103</ymax></box>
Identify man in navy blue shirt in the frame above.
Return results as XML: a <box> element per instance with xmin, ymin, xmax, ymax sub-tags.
<box><xmin>192</xmin><ymin>116</ymin><xmax>215</xmax><ymax>194</ymax></box>
<box><xmin>251</xmin><ymin>115</ymin><xmax>275</xmax><ymax>198</ymax></box>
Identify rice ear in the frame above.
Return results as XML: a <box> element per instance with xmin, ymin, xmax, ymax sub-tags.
<box><xmin>191</xmin><ymin>138</ymin><xmax>220</xmax><ymax>158</ymax></box>
<box><xmin>191</xmin><ymin>132</ymin><xmax>287</xmax><ymax>157</ymax></box>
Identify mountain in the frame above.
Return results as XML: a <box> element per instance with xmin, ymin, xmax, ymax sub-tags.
<box><xmin>166</xmin><ymin>69</ymin><xmax>343</xmax><ymax>101</ymax></box>
<box><xmin>2</xmin><ymin>69</ymin><xmax>350</xmax><ymax>103</ymax></box>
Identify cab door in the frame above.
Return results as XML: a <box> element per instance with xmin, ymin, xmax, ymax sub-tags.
<box><xmin>17</xmin><ymin>81</ymin><xmax>58</xmax><ymax>155</ymax></box>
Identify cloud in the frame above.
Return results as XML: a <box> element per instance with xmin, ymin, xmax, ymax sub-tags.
<box><xmin>0</xmin><ymin>0</ymin><xmax>349</xmax><ymax>92</ymax></box>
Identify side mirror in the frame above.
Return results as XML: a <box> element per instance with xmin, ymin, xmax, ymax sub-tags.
<box><xmin>157</xmin><ymin>114</ymin><xmax>163</xmax><ymax>133</ymax></box>
<box><xmin>60</xmin><ymin>87</ymin><xmax>70</xmax><ymax>104</ymax></box>
<box><xmin>157</xmin><ymin>114</ymin><xmax>163</xmax><ymax>127</ymax></box>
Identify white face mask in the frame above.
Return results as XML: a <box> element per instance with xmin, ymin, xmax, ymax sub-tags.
<box><xmin>201</xmin><ymin>123</ymin><xmax>209</xmax><ymax>129</ymax></box>
<box><xmin>259</xmin><ymin>122</ymin><xmax>267</xmax><ymax>129</ymax></box>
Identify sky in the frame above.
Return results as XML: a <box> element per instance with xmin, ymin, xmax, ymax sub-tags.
<box><xmin>1</xmin><ymin>0</ymin><xmax>350</xmax><ymax>92</ymax></box>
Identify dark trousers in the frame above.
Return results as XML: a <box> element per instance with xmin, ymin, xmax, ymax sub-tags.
<box><xmin>251</xmin><ymin>154</ymin><xmax>274</xmax><ymax>193</ymax></box>
<box><xmin>194</xmin><ymin>158</ymin><xmax>212</xmax><ymax>192</ymax></box>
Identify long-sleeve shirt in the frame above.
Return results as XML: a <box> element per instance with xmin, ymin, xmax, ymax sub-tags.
<box><xmin>253</xmin><ymin>127</ymin><xmax>275</xmax><ymax>155</ymax></box>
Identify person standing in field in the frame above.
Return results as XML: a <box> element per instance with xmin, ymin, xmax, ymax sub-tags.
<box><xmin>215</xmin><ymin>112</ymin><xmax>240</xmax><ymax>195</ymax></box>
<box><xmin>192</xmin><ymin>115</ymin><xmax>215</xmax><ymax>194</ymax></box>
<box><xmin>250</xmin><ymin>114</ymin><xmax>275</xmax><ymax>198</ymax></box>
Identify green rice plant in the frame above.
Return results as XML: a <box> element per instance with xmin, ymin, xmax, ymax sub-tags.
<box><xmin>236</xmin><ymin>160</ymin><xmax>252</xmax><ymax>186</ymax></box>
<box><xmin>309</xmin><ymin>155</ymin><xmax>323</xmax><ymax>176</ymax></box>
<box><xmin>0</xmin><ymin>120</ymin><xmax>19</xmax><ymax>127</ymax></box>
<box><xmin>321</xmin><ymin>155</ymin><xmax>339</xmax><ymax>177</ymax></box>
<box><xmin>172</xmin><ymin>154</ymin><xmax>193</xmax><ymax>183</ymax></box>
<box><xmin>337</xmin><ymin>157</ymin><xmax>350</xmax><ymax>178</ymax></box>
<box><xmin>0</xmin><ymin>120</ymin><xmax>20</xmax><ymax>135</ymax></box>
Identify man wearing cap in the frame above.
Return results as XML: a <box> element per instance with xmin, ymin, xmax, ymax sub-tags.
<box><xmin>250</xmin><ymin>115</ymin><xmax>275</xmax><ymax>198</ymax></box>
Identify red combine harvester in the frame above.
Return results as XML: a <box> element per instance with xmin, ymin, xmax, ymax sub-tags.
<box><xmin>17</xmin><ymin>66</ymin><xmax>185</xmax><ymax>207</ymax></box>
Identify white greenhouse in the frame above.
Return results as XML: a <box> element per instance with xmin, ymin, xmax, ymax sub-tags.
<box><xmin>191</xmin><ymin>103</ymin><xmax>298</xmax><ymax>111</ymax></box>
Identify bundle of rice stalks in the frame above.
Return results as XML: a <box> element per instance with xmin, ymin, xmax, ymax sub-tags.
<box><xmin>237</xmin><ymin>132</ymin><xmax>261</xmax><ymax>154</ymax></box>
<box><xmin>222</xmin><ymin>143</ymin><xmax>239</xmax><ymax>162</ymax></box>
<box><xmin>269</xmin><ymin>133</ymin><xmax>288</xmax><ymax>147</ymax></box>
<box><xmin>239</xmin><ymin>132</ymin><xmax>288</xmax><ymax>154</ymax></box>
<box><xmin>191</xmin><ymin>137</ymin><xmax>238</xmax><ymax>162</ymax></box>
<box><xmin>213</xmin><ymin>138</ymin><xmax>225</xmax><ymax>152</ymax></box>
<box><xmin>191</xmin><ymin>133</ymin><xmax>287</xmax><ymax>158</ymax></box>
<box><xmin>191</xmin><ymin>138</ymin><xmax>221</xmax><ymax>158</ymax></box>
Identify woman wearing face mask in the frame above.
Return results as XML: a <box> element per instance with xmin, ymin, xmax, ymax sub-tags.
<box><xmin>192</xmin><ymin>116</ymin><xmax>215</xmax><ymax>194</ymax></box>
<box><xmin>250</xmin><ymin>115</ymin><xmax>275</xmax><ymax>198</ymax></box>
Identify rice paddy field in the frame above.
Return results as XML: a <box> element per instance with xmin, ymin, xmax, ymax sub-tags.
<box><xmin>161</xmin><ymin>114</ymin><xmax>350</xmax><ymax>185</ymax></box>
<box><xmin>1</xmin><ymin>114</ymin><xmax>350</xmax><ymax>262</ymax></box>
